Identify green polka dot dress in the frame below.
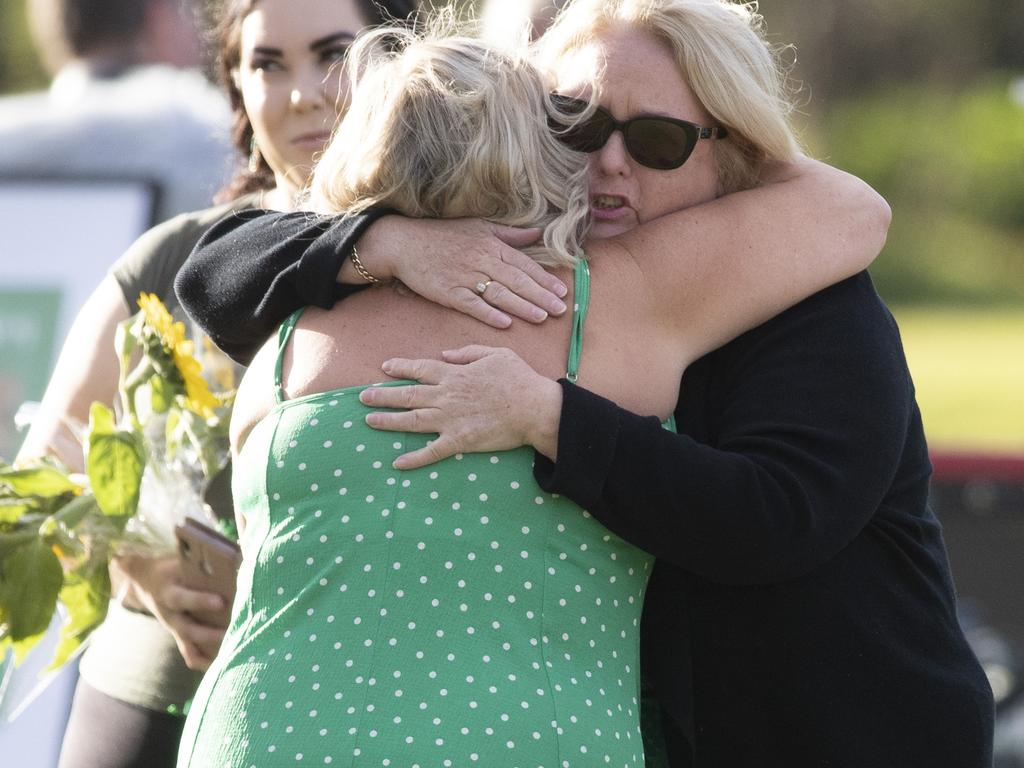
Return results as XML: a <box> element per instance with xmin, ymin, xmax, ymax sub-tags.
<box><xmin>178</xmin><ymin>260</ymin><xmax>666</xmax><ymax>768</ymax></box>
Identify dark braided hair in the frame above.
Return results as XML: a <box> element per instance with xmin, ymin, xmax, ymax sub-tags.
<box><xmin>212</xmin><ymin>0</ymin><xmax>419</xmax><ymax>202</ymax></box>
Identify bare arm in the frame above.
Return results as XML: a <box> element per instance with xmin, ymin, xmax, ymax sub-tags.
<box><xmin>359</xmin><ymin>158</ymin><xmax>890</xmax><ymax>469</ymax></box>
<box><xmin>353</xmin><ymin>158</ymin><xmax>888</xmax><ymax>356</ymax></box>
<box><xmin>343</xmin><ymin>219</ymin><xmax>568</xmax><ymax>327</ymax></box>
<box><xmin>15</xmin><ymin>275</ymin><xmax>128</xmax><ymax>470</ymax></box>
<box><xmin>175</xmin><ymin>212</ymin><xmax>568</xmax><ymax>363</ymax></box>
<box><xmin>620</xmin><ymin>156</ymin><xmax>890</xmax><ymax>362</ymax></box>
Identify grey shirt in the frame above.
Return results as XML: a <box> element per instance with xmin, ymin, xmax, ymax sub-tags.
<box><xmin>0</xmin><ymin>63</ymin><xmax>234</xmax><ymax>223</ymax></box>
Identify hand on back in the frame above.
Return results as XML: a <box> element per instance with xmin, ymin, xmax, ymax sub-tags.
<box><xmin>359</xmin><ymin>346</ymin><xmax>563</xmax><ymax>469</ymax></box>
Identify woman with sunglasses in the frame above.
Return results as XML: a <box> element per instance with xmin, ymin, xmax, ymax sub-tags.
<box><xmin>176</xmin><ymin>13</ymin><xmax>874</xmax><ymax>767</ymax></box>
<box><xmin>177</xmin><ymin>1</ymin><xmax>992</xmax><ymax>767</ymax></box>
<box><xmin>361</xmin><ymin>5</ymin><xmax>994</xmax><ymax>766</ymax></box>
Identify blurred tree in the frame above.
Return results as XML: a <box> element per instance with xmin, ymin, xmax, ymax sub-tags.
<box><xmin>814</xmin><ymin>76</ymin><xmax>1024</xmax><ymax>307</ymax></box>
<box><xmin>761</xmin><ymin>0</ymin><xmax>1024</xmax><ymax>103</ymax></box>
<box><xmin>3</xmin><ymin>0</ymin><xmax>1022</xmax><ymax>99</ymax></box>
<box><xmin>0</xmin><ymin>0</ymin><xmax>48</xmax><ymax>94</ymax></box>
<box><xmin>2</xmin><ymin>0</ymin><xmax>1019</xmax><ymax>307</ymax></box>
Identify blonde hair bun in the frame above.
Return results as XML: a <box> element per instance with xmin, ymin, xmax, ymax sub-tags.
<box><xmin>310</xmin><ymin>12</ymin><xmax>591</xmax><ymax>267</ymax></box>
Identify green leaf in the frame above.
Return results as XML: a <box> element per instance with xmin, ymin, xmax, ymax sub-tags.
<box><xmin>86</xmin><ymin>403</ymin><xmax>144</xmax><ymax>518</ymax></box>
<box><xmin>47</xmin><ymin>560</ymin><xmax>110</xmax><ymax>671</ymax></box>
<box><xmin>0</xmin><ymin>633</ymin><xmax>38</xmax><ymax>672</ymax></box>
<box><xmin>53</xmin><ymin>492</ymin><xmax>102</xmax><ymax>531</ymax></box>
<box><xmin>0</xmin><ymin>528</ymin><xmax>43</xmax><ymax>559</ymax></box>
<box><xmin>0</xmin><ymin>492</ymin><xmax>81</xmax><ymax>526</ymax></box>
<box><xmin>88</xmin><ymin>401</ymin><xmax>116</xmax><ymax>436</ymax></box>
<box><xmin>164</xmin><ymin>409</ymin><xmax>182</xmax><ymax>463</ymax></box>
<box><xmin>0</xmin><ymin>466</ymin><xmax>81</xmax><ymax>498</ymax></box>
<box><xmin>0</xmin><ymin>497</ymin><xmax>35</xmax><ymax>524</ymax></box>
<box><xmin>213</xmin><ymin>515</ymin><xmax>239</xmax><ymax>543</ymax></box>
<box><xmin>115</xmin><ymin>313</ymin><xmax>141</xmax><ymax>375</ymax></box>
<box><xmin>39</xmin><ymin>509</ymin><xmax>88</xmax><ymax>568</ymax></box>
<box><xmin>178</xmin><ymin>409</ymin><xmax>225</xmax><ymax>478</ymax></box>
<box><xmin>149</xmin><ymin>374</ymin><xmax>172</xmax><ymax>414</ymax></box>
<box><xmin>0</xmin><ymin>539</ymin><xmax>63</xmax><ymax>643</ymax></box>
<box><xmin>12</xmin><ymin>631</ymin><xmax>50</xmax><ymax>665</ymax></box>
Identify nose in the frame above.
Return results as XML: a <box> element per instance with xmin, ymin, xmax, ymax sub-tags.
<box><xmin>289</xmin><ymin>65</ymin><xmax>326</xmax><ymax>113</ymax></box>
<box><xmin>593</xmin><ymin>130</ymin><xmax>631</xmax><ymax>178</ymax></box>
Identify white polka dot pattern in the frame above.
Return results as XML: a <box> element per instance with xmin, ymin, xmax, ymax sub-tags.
<box><xmin>178</xmin><ymin>384</ymin><xmax>651</xmax><ymax>768</ymax></box>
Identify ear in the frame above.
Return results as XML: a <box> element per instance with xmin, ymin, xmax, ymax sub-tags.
<box><xmin>231</xmin><ymin>68</ymin><xmax>243</xmax><ymax>91</ymax></box>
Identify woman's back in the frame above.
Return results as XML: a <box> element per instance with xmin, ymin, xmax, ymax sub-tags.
<box><xmin>180</xmin><ymin>262</ymin><xmax>657</xmax><ymax>767</ymax></box>
<box><xmin>233</xmin><ymin>252</ymin><xmax>686</xmax><ymax>449</ymax></box>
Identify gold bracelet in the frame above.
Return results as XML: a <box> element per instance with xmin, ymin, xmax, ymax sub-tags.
<box><xmin>349</xmin><ymin>245</ymin><xmax>381</xmax><ymax>284</ymax></box>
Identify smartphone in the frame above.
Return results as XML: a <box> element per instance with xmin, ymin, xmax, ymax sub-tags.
<box><xmin>175</xmin><ymin>517</ymin><xmax>242</xmax><ymax>627</ymax></box>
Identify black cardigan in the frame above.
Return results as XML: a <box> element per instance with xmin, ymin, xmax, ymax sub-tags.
<box><xmin>175</xmin><ymin>208</ymin><xmax>389</xmax><ymax>364</ymax></box>
<box><xmin>176</xmin><ymin>210</ymin><xmax>994</xmax><ymax>766</ymax></box>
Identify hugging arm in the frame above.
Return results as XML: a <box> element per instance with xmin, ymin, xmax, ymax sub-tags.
<box><xmin>623</xmin><ymin>156</ymin><xmax>891</xmax><ymax>359</ymax></box>
<box><xmin>534</xmin><ymin>276</ymin><xmax>914</xmax><ymax>585</ymax></box>
<box><xmin>174</xmin><ymin>209</ymin><xmax>389</xmax><ymax>365</ymax></box>
<box><xmin>177</xmin><ymin>158</ymin><xmax>888</xmax><ymax>365</ymax></box>
<box><xmin>175</xmin><ymin>213</ymin><xmax>566</xmax><ymax>364</ymax></box>
<box><xmin>361</xmin><ymin>157</ymin><xmax>892</xmax><ymax>469</ymax></box>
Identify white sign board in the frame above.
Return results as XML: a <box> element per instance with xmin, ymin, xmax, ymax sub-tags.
<box><xmin>0</xmin><ymin>175</ymin><xmax>157</xmax><ymax>768</ymax></box>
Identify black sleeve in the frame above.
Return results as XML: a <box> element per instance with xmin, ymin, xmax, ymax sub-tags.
<box><xmin>533</xmin><ymin>273</ymin><xmax>916</xmax><ymax>586</ymax></box>
<box><xmin>174</xmin><ymin>208</ymin><xmax>391</xmax><ymax>364</ymax></box>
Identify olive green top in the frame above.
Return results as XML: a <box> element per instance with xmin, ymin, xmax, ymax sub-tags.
<box><xmin>80</xmin><ymin>195</ymin><xmax>254</xmax><ymax>713</ymax></box>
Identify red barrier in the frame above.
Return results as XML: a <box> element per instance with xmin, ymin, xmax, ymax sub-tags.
<box><xmin>930</xmin><ymin>451</ymin><xmax>1024</xmax><ymax>483</ymax></box>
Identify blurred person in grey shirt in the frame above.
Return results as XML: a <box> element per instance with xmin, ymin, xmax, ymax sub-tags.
<box><xmin>0</xmin><ymin>0</ymin><xmax>233</xmax><ymax>222</ymax></box>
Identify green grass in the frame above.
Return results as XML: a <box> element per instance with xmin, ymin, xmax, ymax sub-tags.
<box><xmin>809</xmin><ymin>78</ymin><xmax>1024</xmax><ymax>309</ymax></box>
<box><xmin>892</xmin><ymin>306</ymin><xmax>1024</xmax><ymax>453</ymax></box>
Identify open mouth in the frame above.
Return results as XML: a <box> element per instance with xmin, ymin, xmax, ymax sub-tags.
<box><xmin>592</xmin><ymin>194</ymin><xmax>627</xmax><ymax>210</ymax></box>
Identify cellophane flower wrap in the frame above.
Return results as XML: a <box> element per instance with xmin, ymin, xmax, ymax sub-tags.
<box><xmin>0</xmin><ymin>294</ymin><xmax>234</xmax><ymax>672</ymax></box>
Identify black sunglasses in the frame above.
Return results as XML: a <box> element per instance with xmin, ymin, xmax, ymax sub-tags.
<box><xmin>550</xmin><ymin>94</ymin><xmax>728</xmax><ymax>171</ymax></box>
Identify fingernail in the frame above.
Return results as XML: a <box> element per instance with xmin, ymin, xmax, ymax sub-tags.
<box><xmin>209</xmin><ymin>595</ymin><xmax>224</xmax><ymax>609</ymax></box>
<box><xmin>381</xmin><ymin>360</ymin><xmax>394</xmax><ymax>374</ymax></box>
<box><xmin>551</xmin><ymin>300</ymin><xmax>567</xmax><ymax>315</ymax></box>
<box><xmin>554</xmin><ymin>282</ymin><xmax>568</xmax><ymax>297</ymax></box>
<box><xmin>532</xmin><ymin>309</ymin><xmax>548</xmax><ymax>322</ymax></box>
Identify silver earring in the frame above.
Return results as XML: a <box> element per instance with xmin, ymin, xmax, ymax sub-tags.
<box><xmin>248</xmin><ymin>136</ymin><xmax>262</xmax><ymax>173</ymax></box>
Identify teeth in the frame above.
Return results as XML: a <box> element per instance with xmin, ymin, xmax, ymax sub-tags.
<box><xmin>593</xmin><ymin>195</ymin><xmax>624</xmax><ymax>209</ymax></box>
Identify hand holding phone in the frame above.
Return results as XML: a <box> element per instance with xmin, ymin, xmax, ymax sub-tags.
<box><xmin>175</xmin><ymin>517</ymin><xmax>242</xmax><ymax>627</ymax></box>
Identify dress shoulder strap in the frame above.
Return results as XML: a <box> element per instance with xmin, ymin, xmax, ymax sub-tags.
<box><xmin>566</xmin><ymin>256</ymin><xmax>590</xmax><ymax>383</ymax></box>
<box><xmin>563</xmin><ymin>256</ymin><xmax>676</xmax><ymax>431</ymax></box>
<box><xmin>274</xmin><ymin>309</ymin><xmax>306</xmax><ymax>404</ymax></box>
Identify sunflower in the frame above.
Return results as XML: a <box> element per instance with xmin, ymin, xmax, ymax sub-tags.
<box><xmin>136</xmin><ymin>293</ymin><xmax>219</xmax><ymax>418</ymax></box>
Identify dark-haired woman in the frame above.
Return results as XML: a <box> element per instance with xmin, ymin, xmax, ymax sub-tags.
<box><xmin>15</xmin><ymin>1</ymin><xmax>418</xmax><ymax>766</ymax></box>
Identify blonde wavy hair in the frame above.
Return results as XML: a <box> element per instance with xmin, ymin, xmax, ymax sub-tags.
<box><xmin>538</xmin><ymin>0</ymin><xmax>801</xmax><ymax>193</ymax></box>
<box><xmin>310</xmin><ymin>20</ymin><xmax>591</xmax><ymax>267</ymax></box>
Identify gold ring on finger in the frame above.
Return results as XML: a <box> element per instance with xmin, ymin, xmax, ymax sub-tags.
<box><xmin>474</xmin><ymin>280</ymin><xmax>492</xmax><ymax>295</ymax></box>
